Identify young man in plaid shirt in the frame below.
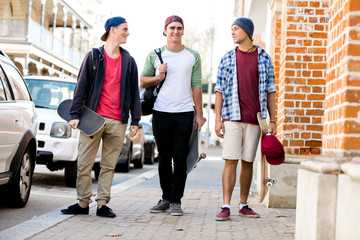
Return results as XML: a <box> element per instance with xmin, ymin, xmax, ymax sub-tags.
<box><xmin>214</xmin><ymin>17</ymin><xmax>277</xmax><ymax>221</ymax></box>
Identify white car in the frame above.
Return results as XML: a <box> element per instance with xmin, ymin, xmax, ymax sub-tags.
<box><xmin>0</xmin><ymin>50</ymin><xmax>38</xmax><ymax>207</ymax></box>
<box><xmin>24</xmin><ymin>76</ymin><xmax>101</xmax><ymax>187</ymax></box>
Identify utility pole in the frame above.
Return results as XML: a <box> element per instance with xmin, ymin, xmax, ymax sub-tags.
<box><xmin>205</xmin><ymin>2</ymin><xmax>215</xmax><ymax>149</ymax></box>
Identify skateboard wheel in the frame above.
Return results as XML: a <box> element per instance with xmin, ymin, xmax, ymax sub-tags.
<box><xmin>201</xmin><ymin>153</ymin><xmax>206</xmax><ymax>159</ymax></box>
<box><xmin>265</xmin><ymin>178</ymin><xmax>276</xmax><ymax>188</ymax></box>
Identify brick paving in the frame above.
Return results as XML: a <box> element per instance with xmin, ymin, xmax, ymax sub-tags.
<box><xmin>27</xmin><ymin>147</ymin><xmax>295</xmax><ymax>240</ymax></box>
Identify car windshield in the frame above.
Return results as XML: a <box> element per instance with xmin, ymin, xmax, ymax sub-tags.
<box><xmin>25</xmin><ymin>79</ymin><xmax>75</xmax><ymax>109</ymax></box>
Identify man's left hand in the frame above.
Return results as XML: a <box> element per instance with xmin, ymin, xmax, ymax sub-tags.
<box><xmin>195</xmin><ymin>115</ymin><xmax>206</xmax><ymax>132</ymax></box>
<box><xmin>268</xmin><ymin>122</ymin><xmax>277</xmax><ymax>135</ymax></box>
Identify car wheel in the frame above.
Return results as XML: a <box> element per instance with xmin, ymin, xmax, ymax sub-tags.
<box><xmin>116</xmin><ymin>146</ymin><xmax>132</xmax><ymax>173</ymax></box>
<box><xmin>1</xmin><ymin>149</ymin><xmax>35</xmax><ymax>208</ymax></box>
<box><xmin>64</xmin><ymin>161</ymin><xmax>77</xmax><ymax>188</ymax></box>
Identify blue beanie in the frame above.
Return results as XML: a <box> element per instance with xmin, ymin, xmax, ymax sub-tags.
<box><xmin>232</xmin><ymin>17</ymin><xmax>254</xmax><ymax>41</ymax></box>
<box><xmin>101</xmin><ymin>16</ymin><xmax>127</xmax><ymax>41</ymax></box>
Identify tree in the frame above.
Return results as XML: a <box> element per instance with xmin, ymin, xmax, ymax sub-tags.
<box><xmin>183</xmin><ymin>25</ymin><xmax>215</xmax><ymax>85</ymax></box>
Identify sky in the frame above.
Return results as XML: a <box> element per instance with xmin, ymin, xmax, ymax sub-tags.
<box><xmin>98</xmin><ymin>0</ymin><xmax>236</xmax><ymax>82</ymax></box>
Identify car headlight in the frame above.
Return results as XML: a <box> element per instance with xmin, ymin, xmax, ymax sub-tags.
<box><xmin>50</xmin><ymin>122</ymin><xmax>71</xmax><ymax>138</ymax></box>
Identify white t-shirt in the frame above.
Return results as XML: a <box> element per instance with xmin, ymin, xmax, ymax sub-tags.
<box><xmin>141</xmin><ymin>45</ymin><xmax>202</xmax><ymax>113</ymax></box>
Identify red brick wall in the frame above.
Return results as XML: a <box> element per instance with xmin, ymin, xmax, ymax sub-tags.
<box><xmin>323</xmin><ymin>0</ymin><xmax>360</xmax><ymax>157</ymax></box>
<box><xmin>271</xmin><ymin>12</ymin><xmax>282</xmax><ymax>128</ymax></box>
<box><xmin>277</xmin><ymin>0</ymin><xmax>328</xmax><ymax>155</ymax></box>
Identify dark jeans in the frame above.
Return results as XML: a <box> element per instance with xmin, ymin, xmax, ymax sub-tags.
<box><xmin>152</xmin><ymin>110</ymin><xmax>194</xmax><ymax>204</ymax></box>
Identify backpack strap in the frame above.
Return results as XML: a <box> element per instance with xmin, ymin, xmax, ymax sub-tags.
<box><xmin>154</xmin><ymin>48</ymin><xmax>164</xmax><ymax>64</ymax></box>
<box><xmin>91</xmin><ymin>48</ymin><xmax>100</xmax><ymax>80</ymax></box>
<box><xmin>154</xmin><ymin>48</ymin><xmax>166</xmax><ymax>93</ymax></box>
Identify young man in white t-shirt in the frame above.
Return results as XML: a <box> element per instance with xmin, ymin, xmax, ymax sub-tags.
<box><xmin>140</xmin><ymin>15</ymin><xmax>206</xmax><ymax>216</ymax></box>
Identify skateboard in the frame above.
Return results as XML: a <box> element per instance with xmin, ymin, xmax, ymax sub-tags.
<box><xmin>57</xmin><ymin>99</ymin><xmax>105</xmax><ymax>137</ymax></box>
<box><xmin>257</xmin><ymin>112</ymin><xmax>276</xmax><ymax>202</ymax></box>
<box><xmin>186</xmin><ymin>112</ymin><xmax>206</xmax><ymax>174</ymax></box>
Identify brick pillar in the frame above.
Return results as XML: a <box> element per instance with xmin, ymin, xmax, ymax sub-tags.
<box><xmin>278</xmin><ymin>0</ymin><xmax>328</xmax><ymax>155</ymax></box>
<box><xmin>323</xmin><ymin>0</ymin><xmax>360</xmax><ymax>157</ymax></box>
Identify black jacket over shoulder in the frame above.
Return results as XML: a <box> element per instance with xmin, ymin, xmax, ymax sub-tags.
<box><xmin>70</xmin><ymin>46</ymin><xmax>141</xmax><ymax>126</ymax></box>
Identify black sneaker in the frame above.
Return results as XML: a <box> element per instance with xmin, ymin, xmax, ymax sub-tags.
<box><xmin>61</xmin><ymin>203</ymin><xmax>89</xmax><ymax>215</ymax></box>
<box><xmin>170</xmin><ymin>203</ymin><xmax>184</xmax><ymax>216</ymax></box>
<box><xmin>96</xmin><ymin>205</ymin><xmax>116</xmax><ymax>218</ymax></box>
<box><xmin>150</xmin><ymin>199</ymin><xmax>170</xmax><ymax>213</ymax></box>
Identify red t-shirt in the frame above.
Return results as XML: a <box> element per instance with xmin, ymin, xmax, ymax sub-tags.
<box><xmin>96</xmin><ymin>49</ymin><xmax>122</xmax><ymax>121</ymax></box>
<box><xmin>236</xmin><ymin>47</ymin><xmax>260</xmax><ymax>125</ymax></box>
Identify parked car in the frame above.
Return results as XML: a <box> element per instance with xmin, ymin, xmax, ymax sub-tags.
<box><xmin>0</xmin><ymin>50</ymin><xmax>38</xmax><ymax>207</ymax></box>
<box><xmin>142</xmin><ymin>121</ymin><xmax>158</xmax><ymax>164</ymax></box>
<box><xmin>115</xmin><ymin>123</ymin><xmax>146</xmax><ymax>172</ymax></box>
<box><xmin>24</xmin><ymin>76</ymin><xmax>101</xmax><ymax>187</ymax></box>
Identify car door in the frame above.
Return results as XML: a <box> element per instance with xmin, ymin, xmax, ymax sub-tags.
<box><xmin>0</xmin><ymin>65</ymin><xmax>21</xmax><ymax>173</ymax></box>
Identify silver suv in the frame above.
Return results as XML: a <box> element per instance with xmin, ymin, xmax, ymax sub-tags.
<box><xmin>0</xmin><ymin>50</ymin><xmax>38</xmax><ymax>207</ymax></box>
<box><xmin>24</xmin><ymin>76</ymin><xmax>101</xmax><ymax>187</ymax></box>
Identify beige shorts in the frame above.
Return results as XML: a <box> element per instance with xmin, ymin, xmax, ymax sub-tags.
<box><xmin>222</xmin><ymin>121</ymin><xmax>261</xmax><ymax>162</ymax></box>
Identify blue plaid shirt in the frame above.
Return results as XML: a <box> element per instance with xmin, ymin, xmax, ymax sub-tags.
<box><xmin>214</xmin><ymin>46</ymin><xmax>277</xmax><ymax>121</ymax></box>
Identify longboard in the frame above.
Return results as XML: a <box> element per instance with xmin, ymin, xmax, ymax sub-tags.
<box><xmin>186</xmin><ymin>112</ymin><xmax>206</xmax><ymax>174</ymax></box>
<box><xmin>257</xmin><ymin>112</ymin><xmax>269</xmax><ymax>203</ymax></box>
<box><xmin>57</xmin><ymin>99</ymin><xmax>105</xmax><ymax>137</ymax></box>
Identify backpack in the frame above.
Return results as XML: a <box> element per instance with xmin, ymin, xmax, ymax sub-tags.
<box><xmin>140</xmin><ymin>48</ymin><xmax>166</xmax><ymax>116</ymax></box>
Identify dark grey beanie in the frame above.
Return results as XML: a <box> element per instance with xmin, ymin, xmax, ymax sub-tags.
<box><xmin>232</xmin><ymin>17</ymin><xmax>254</xmax><ymax>41</ymax></box>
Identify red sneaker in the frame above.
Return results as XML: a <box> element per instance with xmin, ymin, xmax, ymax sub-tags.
<box><xmin>238</xmin><ymin>205</ymin><xmax>260</xmax><ymax>218</ymax></box>
<box><xmin>215</xmin><ymin>207</ymin><xmax>230</xmax><ymax>221</ymax></box>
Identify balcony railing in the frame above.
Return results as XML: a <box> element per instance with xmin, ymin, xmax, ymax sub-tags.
<box><xmin>0</xmin><ymin>19</ymin><xmax>83</xmax><ymax>68</ymax></box>
<box><xmin>0</xmin><ymin>19</ymin><xmax>26</xmax><ymax>38</ymax></box>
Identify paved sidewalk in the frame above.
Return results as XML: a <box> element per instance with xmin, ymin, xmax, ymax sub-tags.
<box><xmin>4</xmin><ymin>147</ymin><xmax>296</xmax><ymax>240</ymax></box>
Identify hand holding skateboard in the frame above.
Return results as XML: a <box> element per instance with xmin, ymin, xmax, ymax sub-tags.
<box><xmin>57</xmin><ymin>99</ymin><xmax>105</xmax><ymax>138</ymax></box>
<box><xmin>193</xmin><ymin>153</ymin><xmax>207</xmax><ymax>169</ymax></box>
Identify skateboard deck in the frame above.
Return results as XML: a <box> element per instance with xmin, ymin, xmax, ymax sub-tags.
<box><xmin>257</xmin><ymin>112</ymin><xmax>269</xmax><ymax>203</ymax></box>
<box><xmin>57</xmin><ymin>99</ymin><xmax>105</xmax><ymax>137</ymax></box>
<box><xmin>186</xmin><ymin>112</ymin><xmax>206</xmax><ymax>174</ymax></box>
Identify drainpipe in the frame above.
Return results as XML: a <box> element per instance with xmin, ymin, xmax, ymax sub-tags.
<box><xmin>52</xmin><ymin>0</ymin><xmax>58</xmax><ymax>51</ymax></box>
<box><xmin>79</xmin><ymin>22</ymin><xmax>84</xmax><ymax>54</ymax></box>
<box><xmin>26</xmin><ymin>0</ymin><xmax>32</xmax><ymax>42</ymax></box>
<box><xmin>40</xmin><ymin>0</ymin><xmax>46</xmax><ymax>27</ymax></box>
<box><xmin>62</xmin><ymin>8</ymin><xmax>68</xmax><ymax>59</ymax></box>
<box><xmin>62</xmin><ymin>8</ymin><xmax>68</xmax><ymax>41</ymax></box>
<box><xmin>52</xmin><ymin>0</ymin><xmax>58</xmax><ymax>33</ymax></box>
<box><xmin>40</xmin><ymin>0</ymin><xmax>46</xmax><ymax>43</ymax></box>
<box><xmin>71</xmin><ymin>15</ymin><xmax>76</xmax><ymax>48</ymax></box>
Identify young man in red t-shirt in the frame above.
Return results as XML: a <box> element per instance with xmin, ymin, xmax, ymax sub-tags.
<box><xmin>61</xmin><ymin>17</ymin><xmax>141</xmax><ymax>218</ymax></box>
<box><xmin>214</xmin><ymin>18</ymin><xmax>277</xmax><ymax>221</ymax></box>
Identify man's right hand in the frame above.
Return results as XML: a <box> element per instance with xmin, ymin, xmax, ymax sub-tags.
<box><xmin>68</xmin><ymin>119</ymin><xmax>79</xmax><ymax>129</ymax></box>
<box><xmin>158</xmin><ymin>63</ymin><xmax>167</xmax><ymax>81</ymax></box>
